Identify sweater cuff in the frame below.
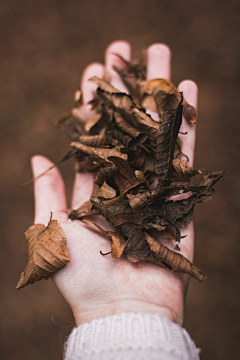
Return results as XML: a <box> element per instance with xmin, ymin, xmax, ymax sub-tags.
<box><xmin>64</xmin><ymin>313</ymin><xmax>200</xmax><ymax>360</ymax></box>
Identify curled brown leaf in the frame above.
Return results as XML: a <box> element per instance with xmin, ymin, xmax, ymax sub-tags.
<box><xmin>145</xmin><ymin>232</ymin><xmax>206</xmax><ymax>282</ymax></box>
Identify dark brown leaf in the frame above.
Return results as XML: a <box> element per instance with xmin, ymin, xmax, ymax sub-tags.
<box><xmin>69</xmin><ymin>200</ymin><xmax>100</xmax><ymax>220</ymax></box>
<box><xmin>108</xmin><ymin>156</ymin><xmax>140</xmax><ymax>193</ymax></box>
<box><xmin>149</xmin><ymin>101</ymin><xmax>183</xmax><ymax>194</ymax></box>
<box><xmin>97</xmin><ymin>88</ymin><xmax>160</xmax><ymax>132</ymax></box>
<box><xmin>94</xmin><ymin>166</ymin><xmax>116</xmax><ymax>187</ymax></box>
<box><xmin>114</xmin><ymin>112</ymin><xmax>148</xmax><ymax>144</ymax></box>
<box><xmin>172</xmin><ymin>158</ymin><xmax>202</xmax><ymax>179</ymax></box>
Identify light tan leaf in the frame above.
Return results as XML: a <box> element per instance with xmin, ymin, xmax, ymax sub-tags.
<box><xmin>16</xmin><ymin>219</ymin><xmax>70</xmax><ymax>289</ymax></box>
<box><xmin>145</xmin><ymin>232</ymin><xmax>206</xmax><ymax>282</ymax></box>
<box><xmin>127</xmin><ymin>191</ymin><xmax>150</xmax><ymax>210</ymax></box>
<box><xmin>98</xmin><ymin>181</ymin><xmax>117</xmax><ymax>199</ymax></box>
<box><xmin>71</xmin><ymin>142</ymin><xmax>127</xmax><ymax>165</ymax></box>
<box><xmin>89</xmin><ymin>76</ymin><xmax>121</xmax><ymax>93</ymax></box>
<box><xmin>84</xmin><ymin>112</ymin><xmax>102</xmax><ymax>133</ymax></box>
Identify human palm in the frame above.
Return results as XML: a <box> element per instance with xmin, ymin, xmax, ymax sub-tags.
<box><xmin>32</xmin><ymin>41</ymin><xmax>198</xmax><ymax>326</ymax></box>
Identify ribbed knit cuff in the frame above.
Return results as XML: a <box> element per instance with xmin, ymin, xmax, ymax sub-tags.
<box><xmin>64</xmin><ymin>313</ymin><xmax>200</xmax><ymax>360</ymax></box>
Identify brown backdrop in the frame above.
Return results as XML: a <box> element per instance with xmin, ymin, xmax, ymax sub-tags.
<box><xmin>1</xmin><ymin>0</ymin><xmax>240</xmax><ymax>359</ymax></box>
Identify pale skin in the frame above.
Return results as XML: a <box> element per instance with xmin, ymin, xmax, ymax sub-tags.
<box><xmin>31</xmin><ymin>41</ymin><xmax>198</xmax><ymax>327</ymax></box>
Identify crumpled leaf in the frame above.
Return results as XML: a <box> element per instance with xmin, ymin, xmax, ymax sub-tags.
<box><xmin>71</xmin><ymin>142</ymin><xmax>127</xmax><ymax>165</ymax></box>
<box><xmin>34</xmin><ymin>52</ymin><xmax>223</xmax><ymax>285</ymax></box>
<box><xmin>69</xmin><ymin>200</ymin><xmax>100</xmax><ymax>220</ymax></box>
<box><xmin>79</xmin><ymin>135</ymin><xmax>116</xmax><ymax>148</ymax></box>
<box><xmin>89</xmin><ymin>76</ymin><xmax>121</xmax><ymax>94</ymax></box>
<box><xmin>127</xmin><ymin>191</ymin><xmax>150</xmax><ymax>211</ymax></box>
<box><xmin>141</xmin><ymin>79</ymin><xmax>197</xmax><ymax>124</ymax></box>
<box><xmin>96</xmin><ymin>86</ymin><xmax>160</xmax><ymax>132</ymax></box>
<box><xmin>145</xmin><ymin>232</ymin><xmax>206</xmax><ymax>282</ymax></box>
<box><xmin>114</xmin><ymin>112</ymin><xmax>148</xmax><ymax>144</ymax></box>
<box><xmin>199</xmin><ymin>170</ymin><xmax>224</xmax><ymax>192</ymax></box>
<box><xmin>112</xmin><ymin>52</ymin><xmax>146</xmax><ymax>106</ymax></box>
<box><xmin>172</xmin><ymin>158</ymin><xmax>202</xmax><ymax>178</ymax></box>
<box><xmin>94</xmin><ymin>165</ymin><xmax>116</xmax><ymax>187</ymax></box>
<box><xmin>16</xmin><ymin>219</ymin><xmax>70</xmax><ymax>289</ymax></box>
<box><xmin>149</xmin><ymin>101</ymin><xmax>183</xmax><ymax>194</ymax></box>
<box><xmin>109</xmin><ymin>156</ymin><xmax>140</xmax><ymax>193</ymax></box>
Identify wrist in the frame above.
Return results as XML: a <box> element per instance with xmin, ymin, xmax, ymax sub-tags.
<box><xmin>73</xmin><ymin>298</ymin><xmax>184</xmax><ymax>326</ymax></box>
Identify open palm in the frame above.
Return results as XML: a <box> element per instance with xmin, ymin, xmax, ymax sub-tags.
<box><xmin>32</xmin><ymin>41</ymin><xmax>198</xmax><ymax>326</ymax></box>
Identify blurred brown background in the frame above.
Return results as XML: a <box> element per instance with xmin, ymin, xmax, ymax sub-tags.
<box><xmin>1</xmin><ymin>0</ymin><xmax>240</xmax><ymax>359</ymax></box>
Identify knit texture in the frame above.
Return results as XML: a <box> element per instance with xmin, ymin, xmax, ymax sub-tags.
<box><xmin>64</xmin><ymin>313</ymin><xmax>200</xmax><ymax>359</ymax></box>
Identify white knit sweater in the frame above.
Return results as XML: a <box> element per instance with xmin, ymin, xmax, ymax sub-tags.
<box><xmin>64</xmin><ymin>313</ymin><xmax>200</xmax><ymax>359</ymax></box>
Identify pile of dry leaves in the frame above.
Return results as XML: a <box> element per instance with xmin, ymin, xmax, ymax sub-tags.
<box><xmin>17</xmin><ymin>54</ymin><xmax>223</xmax><ymax>289</ymax></box>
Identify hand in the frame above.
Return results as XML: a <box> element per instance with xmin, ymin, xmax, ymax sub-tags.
<box><xmin>31</xmin><ymin>41</ymin><xmax>198</xmax><ymax>327</ymax></box>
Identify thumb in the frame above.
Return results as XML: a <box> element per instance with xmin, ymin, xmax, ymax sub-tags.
<box><xmin>31</xmin><ymin>155</ymin><xmax>68</xmax><ymax>225</ymax></box>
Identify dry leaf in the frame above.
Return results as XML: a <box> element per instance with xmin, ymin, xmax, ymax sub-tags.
<box><xmin>114</xmin><ymin>112</ymin><xmax>148</xmax><ymax>143</ymax></box>
<box><xmin>149</xmin><ymin>102</ymin><xmax>183</xmax><ymax>194</ymax></box>
<box><xmin>98</xmin><ymin>181</ymin><xmax>117</xmax><ymax>199</ymax></box>
<box><xmin>109</xmin><ymin>156</ymin><xmax>140</xmax><ymax>193</ymax></box>
<box><xmin>25</xmin><ymin>52</ymin><xmax>223</xmax><ymax>286</ymax></box>
<box><xmin>141</xmin><ymin>79</ymin><xmax>197</xmax><ymax>124</ymax></box>
<box><xmin>96</xmin><ymin>87</ymin><xmax>160</xmax><ymax>132</ymax></box>
<box><xmin>94</xmin><ymin>166</ymin><xmax>116</xmax><ymax>186</ymax></box>
<box><xmin>112</xmin><ymin>52</ymin><xmax>146</xmax><ymax>106</ymax></box>
<box><xmin>16</xmin><ymin>219</ymin><xmax>70</xmax><ymax>289</ymax></box>
<box><xmin>69</xmin><ymin>200</ymin><xmax>100</xmax><ymax>220</ymax></box>
<box><xmin>159</xmin><ymin>229</ymin><xmax>176</xmax><ymax>240</ymax></box>
<box><xmin>172</xmin><ymin>158</ymin><xmax>202</xmax><ymax>178</ymax></box>
<box><xmin>71</xmin><ymin>142</ymin><xmax>127</xmax><ymax>165</ymax></box>
<box><xmin>127</xmin><ymin>191</ymin><xmax>150</xmax><ymax>211</ymax></box>
<box><xmin>79</xmin><ymin>135</ymin><xmax>115</xmax><ymax>148</ymax></box>
<box><xmin>89</xmin><ymin>76</ymin><xmax>121</xmax><ymax>93</ymax></box>
<box><xmin>145</xmin><ymin>232</ymin><xmax>206</xmax><ymax>282</ymax></box>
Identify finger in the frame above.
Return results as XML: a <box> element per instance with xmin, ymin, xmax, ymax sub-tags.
<box><xmin>147</xmin><ymin>43</ymin><xmax>171</xmax><ymax>81</ymax></box>
<box><xmin>81</xmin><ymin>63</ymin><xmax>105</xmax><ymax>104</ymax></box>
<box><xmin>31</xmin><ymin>156</ymin><xmax>68</xmax><ymax>225</ymax></box>
<box><xmin>178</xmin><ymin>80</ymin><xmax>198</xmax><ymax>167</ymax></box>
<box><xmin>73</xmin><ymin>63</ymin><xmax>105</xmax><ymax>120</ymax></box>
<box><xmin>71</xmin><ymin>172</ymin><xmax>94</xmax><ymax>209</ymax></box>
<box><xmin>105</xmin><ymin>40</ymin><xmax>131</xmax><ymax>92</ymax></box>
